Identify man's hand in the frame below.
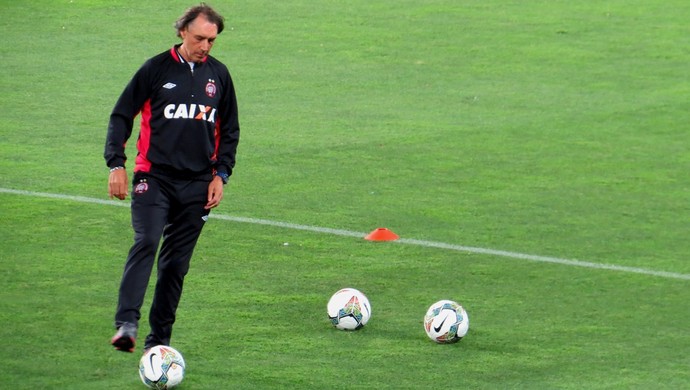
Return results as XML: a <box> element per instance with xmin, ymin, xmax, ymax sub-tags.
<box><xmin>108</xmin><ymin>169</ymin><xmax>129</xmax><ymax>200</ymax></box>
<box><xmin>205</xmin><ymin>175</ymin><xmax>224</xmax><ymax>209</ymax></box>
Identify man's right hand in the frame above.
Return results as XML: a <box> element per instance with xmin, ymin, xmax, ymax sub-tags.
<box><xmin>108</xmin><ymin>168</ymin><xmax>129</xmax><ymax>200</ymax></box>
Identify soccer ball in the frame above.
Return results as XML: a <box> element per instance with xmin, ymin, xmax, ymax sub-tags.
<box><xmin>423</xmin><ymin>299</ymin><xmax>469</xmax><ymax>343</ymax></box>
<box><xmin>138</xmin><ymin>345</ymin><xmax>186</xmax><ymax>389</ymax></box>
<box><xmin>327</xmin><ymin>288</ymin><xmax>371</xmax><ymax>330</ymax></box>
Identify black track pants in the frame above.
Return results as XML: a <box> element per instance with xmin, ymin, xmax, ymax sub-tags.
<box><xmin>114</xmin><ymin>172</ymin><xmax>210</xmax><ymax>347</ymax></box>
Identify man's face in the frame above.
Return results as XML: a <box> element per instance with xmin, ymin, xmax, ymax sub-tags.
<box><xmin>180</xmin><ymin>15</ymin><xmax>218</xmax><ymax>62</ymax></box>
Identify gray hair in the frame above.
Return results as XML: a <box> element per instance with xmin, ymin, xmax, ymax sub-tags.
<box><xmin>175</xmin><ymin>3</ymin><xmax>225</xmax><ymax>37</ymax></box>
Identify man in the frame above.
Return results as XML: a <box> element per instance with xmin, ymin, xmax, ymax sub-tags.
<box><xmin>104</xmin><ymin>3</ymin><xmax>240</xmax><ymax>353</ymax></box>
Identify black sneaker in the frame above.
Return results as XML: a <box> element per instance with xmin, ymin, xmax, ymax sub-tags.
<box><xmin>111</xmin><ymin>323</ymin><xmax>137</xmax><ymax>353</ymax></box>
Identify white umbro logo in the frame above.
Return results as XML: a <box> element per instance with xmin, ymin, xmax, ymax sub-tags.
<box><xmin>162</xmin><ymin>82</ymin><xmax>177</xmax><ymax>89</ymax></box>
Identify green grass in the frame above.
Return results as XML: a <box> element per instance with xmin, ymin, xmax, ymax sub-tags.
<box><xmin>1</xmin><ymin>0</ymin><xmax>689</xmax><ymax>388</ymax></box>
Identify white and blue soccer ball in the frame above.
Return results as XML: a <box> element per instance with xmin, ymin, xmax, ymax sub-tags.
<box><xmin>138</xmin><ymin>345</ymin><xmax>186</xmax><ymax>389</ymax></box>
<box><xmin>424</xmin><ymin>299</ymin><xmax>469</xmax><ymax>343</ymax></box>
<box><xmin>327</xmin><ymin>288</ymin><xmax>372</xmax><ymax>330</ymax></box>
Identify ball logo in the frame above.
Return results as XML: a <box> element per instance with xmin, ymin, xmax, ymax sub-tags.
<box><xmin>134</xmin><ymin>182</ymin><xmax>148</xmax><ymax>194</ymax></box>
<box><xmin>205</xmin><ymin>81</ymin><xmax>216</xmax><ymax>98</ymax></box>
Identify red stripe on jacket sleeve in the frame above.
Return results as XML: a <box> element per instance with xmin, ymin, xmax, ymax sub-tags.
<box><xmin>212</xmin><ymin>119</ymin><xmax>221</xmax><ymax>163</ymax></box>
<box><xmin>134</xmin><ymin>100</ymin><xmax>153</xmax><ymax>173</ymax></box>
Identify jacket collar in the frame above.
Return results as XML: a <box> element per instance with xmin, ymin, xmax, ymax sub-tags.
<box><xmin>170</xmin><ymin>44</ymin><xmax>208</xmax><ymax>64</ymax></box>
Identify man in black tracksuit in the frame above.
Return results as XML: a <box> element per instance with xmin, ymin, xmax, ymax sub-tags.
<box><xmin>104</xmin><ymin>4</ymin><xmax>239</xmax><ymax>353</ymax></box>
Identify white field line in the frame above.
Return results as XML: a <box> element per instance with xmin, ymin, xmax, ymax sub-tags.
<box><xmin>2</xmin><ymin>187</ymin><xmax>689</xmax><ymax>281</ymax></box>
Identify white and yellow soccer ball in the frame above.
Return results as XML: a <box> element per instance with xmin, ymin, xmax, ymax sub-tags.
<box><xmin>138</xmin><ymin>345</ymin><xmax>186</xmax><ymax>389</ymax></box>
<box><xmin>423</xmin><ymin>299</ymin><xmax>469</xmax><ymax>343</ymax></box>
<box><xmin>327</xmin><ymin>288</ymin><xmax>372</xmax><ymax>330</ymax></box>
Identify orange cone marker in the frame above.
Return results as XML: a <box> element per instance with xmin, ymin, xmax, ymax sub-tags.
<box><xmin>364</xmin><ymin>228</ymin><xmax>400</xmax><ymax>241</ymax></box>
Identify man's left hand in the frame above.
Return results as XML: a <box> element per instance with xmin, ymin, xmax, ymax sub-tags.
<box><xmin>205</xmin><ymin>176</ymin><xmax>224</xmax><ymax>209</ymax></box>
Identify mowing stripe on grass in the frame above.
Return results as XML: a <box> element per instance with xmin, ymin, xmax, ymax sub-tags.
<box><xmin>2</xmin><ymin>187</ymin><xmax>689</xmax><ymax>281</ymax></box>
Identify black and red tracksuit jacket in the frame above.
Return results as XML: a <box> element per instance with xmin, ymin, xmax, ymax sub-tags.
<box><xmin>104</xmin><ymin>44</ymin><xmax>239</xmax><ymax>179</ymax></box>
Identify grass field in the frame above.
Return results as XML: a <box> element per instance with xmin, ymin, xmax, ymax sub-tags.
<box><xmin>1</xmin><ymin>0</ymin><xmax>689</xmax><ymax>388</ymax></box>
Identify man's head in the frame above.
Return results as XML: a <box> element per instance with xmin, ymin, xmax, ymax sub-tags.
<box><xmin>175</xmin><ymin>3</ymin><xmax>225</xmax><ymax>62</ymax></box>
